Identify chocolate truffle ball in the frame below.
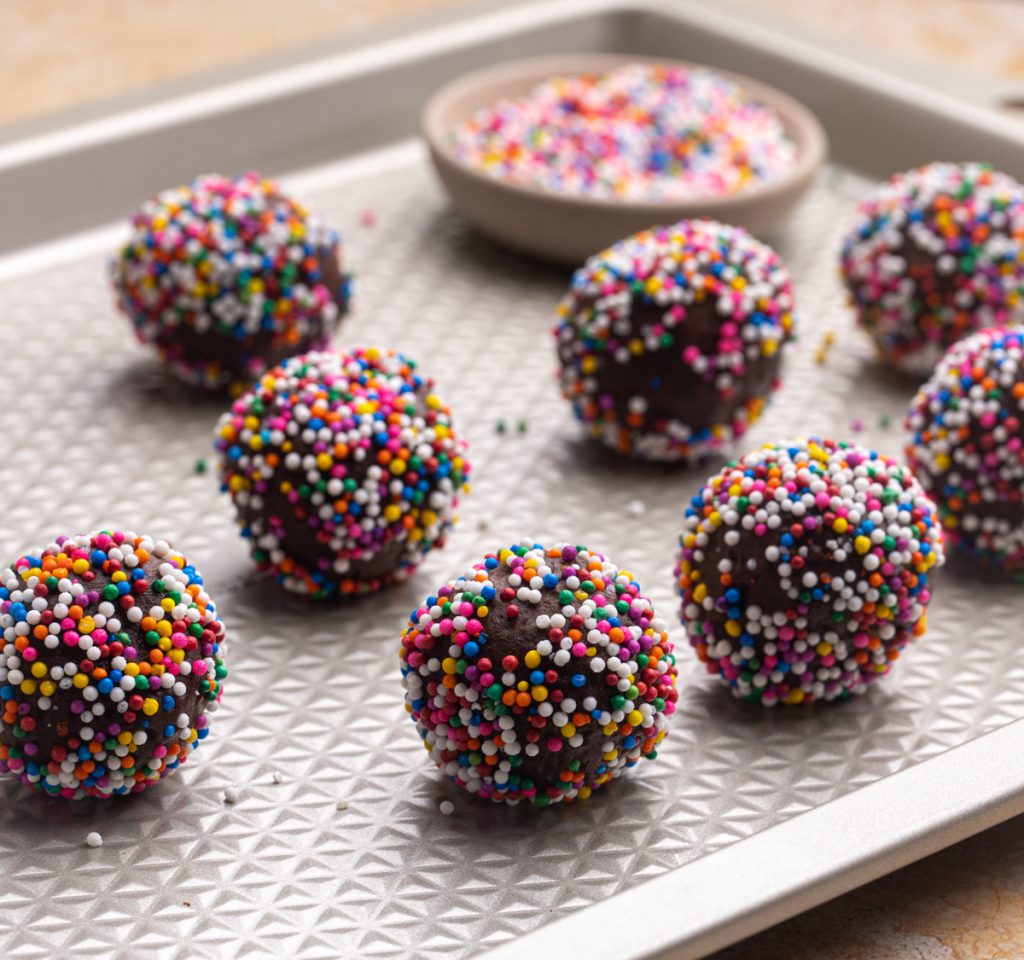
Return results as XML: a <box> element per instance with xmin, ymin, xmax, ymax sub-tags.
<box><xmin>677</xmin><ymin>439</ymin><xmax>945</xmax><ymax>705</ymax></box>
<box><xmin>840</xmin><ymin>161</ymin><xmax>1024</xmax><ymax>377</ymax></box>
<box><xmin>111</xmin><ymin>171</ymin><xmax>350</xmax><ymax>392</ymax></box>
<box><xmin>401</xmin><ymin>541</ymin><xmax>678</xmax><ymax>806</ymax></box>
<box><xmin>555</xmin><ymin>219</ymin><xmax>795</xmax><ymax>462</ymax></box>
<box><xmin>906</xmin><ymin>327</ymin><xmax>1024</xmax><ymax>577</ymax></box>
<box><xmin>0</xmin><ymin>532</ymin><xmax>226</xmax><ymax>799</ymax></box>
<box><xmin>215</xmin><ymin>348</ymin><xmax>470</xmax><ymax>599</ymax></box>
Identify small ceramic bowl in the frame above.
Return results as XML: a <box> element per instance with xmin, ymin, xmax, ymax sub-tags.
<box><xmin>423</xmin><ymin>53</ymin><xmax>828</xmax><ymax>264</ymax></box>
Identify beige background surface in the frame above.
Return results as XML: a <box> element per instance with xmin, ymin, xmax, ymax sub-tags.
<box><xmin>2</xmin><ymin>1</ymin><xmax>1023</xmax><ymax>958</ymax></box>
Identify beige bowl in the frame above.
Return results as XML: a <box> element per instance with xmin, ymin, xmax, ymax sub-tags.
<box><xmin>423</xmin><ymin>53</ymin><xmax>828</xmax><ymax>264</ymax></box>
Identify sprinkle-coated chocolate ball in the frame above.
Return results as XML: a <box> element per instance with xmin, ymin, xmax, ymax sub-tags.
<box><xmin>0</xmin><ymin>532</ymin><xmax>226</xmax><ymax>799</ymax></box>
<box><xmin>556</xmin><ymin>219</ymin><xmax>795</xmax><ymax>462</ymax></box>
<box><xmin>215</xmin><ymin>348</ymin><xmax>470</xmax><ymax>599</ymax></box>
<box><xmin>677</xmin><ymin>439</ymin><xmax>944</xmax><ymax>705</ymax></box>
<box><xmin>111</xmin><ymin>171</ymin><xmax>350</xmax><ymax>392</ymax></box>
<box><xmin>401</xmin><ymin>541</ymin><xmax>678</xmax><ymax>805</ymax></box>
<box><xmin>840</xmin><ymin>161</ymin><xmax>1024</xmax><ymax>377</ymax></box>
<box><xmin>906</xmin><ymin>327</ymin><xmax>1024</xmax><ymax>577</ymax></box>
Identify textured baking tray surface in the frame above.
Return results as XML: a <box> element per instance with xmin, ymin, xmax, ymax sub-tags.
<box><xmin>1</xmin><ymin>147</ymin><xmax>1022</xmax><ymax>960</ymax></box>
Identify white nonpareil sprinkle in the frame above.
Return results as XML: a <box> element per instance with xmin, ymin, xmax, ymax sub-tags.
<box><xmin>85</xmin><ymin>832</ymin><xmax>103</xmax><ymax>848</ymax></box>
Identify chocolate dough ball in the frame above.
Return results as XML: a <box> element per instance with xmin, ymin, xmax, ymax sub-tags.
<box><xmin>677</xmin><ymin>438</ymin><xmax>945</xmax><ymax>705</ymax></box>
<box><xmin>0</xmin><ymin>531</ymin><xmax>226</xmax><ymax>799</ymax></box>
<box><xmin>840</xmin><ymin>161</ymin><xmax>1024</xmax><ymax>377</ymax></box>
<box><xmin>111</xmin><ymin>171</ymin><xmax>350</xmax><ymax>392</ymax></box>
<box><xmin>401</xmin><ymin>541</ymin><xmax>678</xmax><ymax>805</ymax></box>
<box><xmin>556</xmin><ymin>219</ymin><xmax>795</xmax><ymax>462</ymax></box>
<box><xmin>215</xmin><ymin>348</ymin><xmax>470</xmax><ymax>599</ymax></box>
<box><xmin>906</xmin><ymin>327</ymin><xmax>1024</xmax><ymax>577</ymax></box>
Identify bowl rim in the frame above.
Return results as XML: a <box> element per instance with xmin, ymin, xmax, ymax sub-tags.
<box><xmin>422</xmin><ymin>52</ymin><xmax>829</xmax><ymax>215</ymax></box>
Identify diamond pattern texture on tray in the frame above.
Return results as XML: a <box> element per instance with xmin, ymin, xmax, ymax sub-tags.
<box><xmin>0</xmin><ymin>153</ymin><xmax>1021</xmax><ymax>960</ymax></box>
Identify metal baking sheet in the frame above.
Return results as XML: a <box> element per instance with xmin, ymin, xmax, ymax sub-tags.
<box><xmin>1</xmin><ymin>4</ymin><xmax>1024</xmax><ymax>960</ymax></box>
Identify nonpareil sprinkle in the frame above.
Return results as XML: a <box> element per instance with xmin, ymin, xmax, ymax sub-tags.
<box><xmin>453</xmin><ymin>64</ymin><xmax>796</xmax><ymax>202</ymax></box>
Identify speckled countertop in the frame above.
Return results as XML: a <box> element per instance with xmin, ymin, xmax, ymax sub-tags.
<box><xmin>1</xmin><ymin>1</ymin><xmax>1023</xmax><ymax>958</ymax></box>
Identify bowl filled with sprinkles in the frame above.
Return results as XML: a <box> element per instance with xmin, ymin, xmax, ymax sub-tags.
<box><xmin>423</xmin><ymin>54</ymin><xmax>827</xmax><ymax>262</ymax></box>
